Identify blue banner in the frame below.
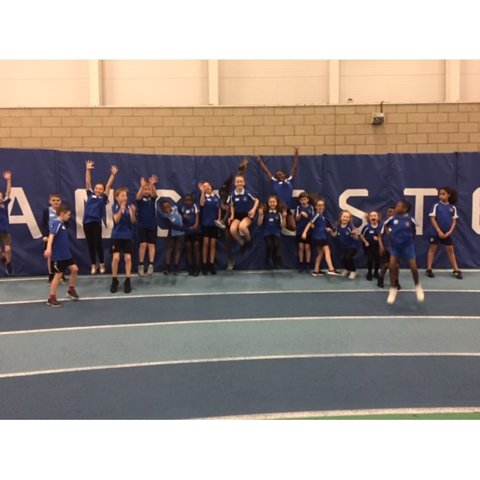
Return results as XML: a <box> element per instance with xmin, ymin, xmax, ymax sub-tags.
<box><xmin>0</xmin><ymin>148</ymin><xmax>479</xmax><ymax>276</ymax></box>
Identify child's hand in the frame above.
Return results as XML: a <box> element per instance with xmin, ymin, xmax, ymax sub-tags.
<box><xmin>198</xmin><ymin>181</ymin><xmax>205</xmax><ymax>192</ymax></box>
<box><xmin>86</xmin><ymin>160</ymin><xmax>94</xmax><ymax>170</ymax></box>
<box><xmin>294</xmin><ymin>146</ymin><xmax>299</xmax><ymax>156</ymax></box>
<box><xmin>140</xmin><ymin>177</ymin><xmax>146</xmax><ymax>186</ymax></box>
<box><xmin>110</xmin><ymin>165</ymin><xmax>118</xmax><ymax>175</ymax></box>
<box><xmin>300</xmin><ymin>211</ymin><xmax>308</xmax><ymax>218</ymax></box>
<box><xmin>2</xmin><ymin>170</ymin><xmax>12</xmax><ymax>181</ymax></box>
<box><xmin>228</xmin><ymin>217</ymin><xmax>234</xmax><ymax>225</ymax></box>
<box><xmin>301</xmin><ymin>233</ymin><xmax>307</xmax><ymax>240</ymax></box>
<box><xmin>281</xmin><ymin>210</ymin><xmax>287</xmax><ymax>218</ymax></box>
<box><xmin>256</xmin><ymin>155</ymin><xmax>263</xmax><ymax>162</ymax></box>
<box><xmin>130</xmin><ymin>204</ymin><xmax>136</xmax><ymax>214</ymax></box>
<box><xmin>258</xmin><ymin>207</ymin><xmax>264</xmax><ymax>215</ymax></box>
<box><xmin>149</xmin><ymin>175</ymin><xmax>158</xmax><ymax>185</ymax></box>
<box><xmin>364</xmin><ymin>241</ymin><xmax>370</xmax><ymax>247</ymax></box>
<box><xmin>44</xmin><ymin>249</ymin><xmax>51</xmax><ymax>258</ymax></box>
<box><xmin>248</xmin><ymin>209</ymin><xmax>256</xmax><ymax>219</ymax></box>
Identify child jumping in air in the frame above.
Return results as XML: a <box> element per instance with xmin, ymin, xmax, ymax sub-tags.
<box><xmin>83</xmin><ymin>160</ymin><xmax>118</xmax><ymax>274</ymax></box>
<box><xmin>381</xmin><ymin>199</ymin><xmax>424</xmax><ymax>304</ymax></box>
<box><xmin>135</xmin><ymin>175</ymin><xmax>158</xmax><ymax>276</ymax></box>
<box><xmin>257</xmin><ymin>147</ymin><xmax>299</xmax><ymax>231</ymax></box>
<box><xmin>333</xmin><ymin>210</ymin><xmax>359</xmax><ymax>280</ymax></box>
<box><xmin>0</xmin><ymin>171</ymin><xmax>13</xmax><ymax>276</ymax></box>
<box><xmin>426</xmin><ymin>186</ymin><xmax>462</xmax><ymax>279</ymax></box>
<box><xmin>257</xmin><ymin>195</ymin><xmax>287</xmax><ymax>269</ymax></box>
<box><xmin>302</xmin><ymin>198</ymin><xmax>339</xmax><ymax>277</ymax></box>
<box><xmin>110</xmin><ymin>188</ymin><xmax>136</xmax><ymax>294</ymax></box>
<box><xmin>159</xmin><ymin>200</ymin><xmax>185</xmax><ymax>275</ymax></box>
<box><xmin>295</xmin><ymin>191</ymin><xmax>314</xmax><ymax>272</ymax></box>
<box><xmin>198</xmin><ymin>182</ymin><xmax>220</xmax><ymax>275</ymax></box>
<box><xmin>43</xmin><ymin>204</ymin><xmax>80</xmax><ymax>307</ymax></box>
<box><xmin>180</xmin><ymin>194</ymin><xmax>201</xmax><ymax>276</ymax></box>
<box><xmin>377</xmin><ymin>206</ymin><xmax>401</xmax><ymax>290</ymax></box>
<box><xmin>360</xmin><ymin>210</ymin><xmax>382</xmax><ymax>281</ymax></box>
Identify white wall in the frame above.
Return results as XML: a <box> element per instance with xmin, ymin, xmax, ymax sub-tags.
<box><xmin>460</xmin><ymin>60</ymin><xmax>480</xmax><ymax>102</ymax></box>
<box><xmin>102</xmin><ymin>60</ymin><xmax>208</xmax><ymax>106</ymax></box>
<box><xmin>0</xmin><ymin>60</ymin><xmax>89</xmax><ymax>107</ymax></box>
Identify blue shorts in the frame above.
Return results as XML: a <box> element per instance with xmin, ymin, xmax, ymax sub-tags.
<box><xmin>390</xmin><ymin>243</ymin><xmax>416</xmax><ymax>260</ymax></box>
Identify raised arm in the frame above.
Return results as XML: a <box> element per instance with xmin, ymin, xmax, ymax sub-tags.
<box><xmin>149</xmin><ymin>175</ymin><xmax>158</xmax><ymax>199</ymax></box>
<box><xmin>198</xmin><ymin>182</ymin><xmax>206</xmax><ymax>207</ymax></box>
<box><xmin>129</xmin><ymin>204</ymin><xmax>136</xmax><ymax>224</ymax></box>
<box><xmin>248</xmin><ymin>197</ymin><xmax>260</xmax><ymax>219</ymax></box>
<box><xmin>256</xmin><ymin>155</ymin><xmax>273</xmax><ymax>179</ymax></box>
<box><xmin>136</xmin><ymin>177</ymin><xmax>147</xmax><ymax>201</ymax></box>
<box><xmin>2</xmin><ymin>171</ymin><xmax>12</xmax><ymax>198</ymax></box>
<box><xmin>290</xmin><ymin>147</ymin><xmax>300</xmax><ymax>178</ymax></box>
<box><xmin>85</xmin><ymin>160</ymin><xmax>94</xmax><ymax>190</ymax></box>
<box><xmin>257</xmin><ymin>206</ymin><xmax>264</xmax><ymax>226</ymax></box>
<box><xmin>105</xmin><ymin>165</ymin><xmax>118</xmax><ymax>196</ymax></box>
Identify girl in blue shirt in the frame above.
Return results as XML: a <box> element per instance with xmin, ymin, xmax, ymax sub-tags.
<box><xmin>257</xmin><ymin>195</ymin><xmax>287</xmax><ymax>269</ymax></box>
<box><xmin>334</xmin><ymin>210</ymin><xmax>360</xmax><ymax>280</ymax></box>
<box><xmin>360</xmin><ymin>210</ymin><xmax>382</xmax><ymax>281</ymax></box>
<box><xmin>199</xmin><ymin>181</ymin><xmax>220</xmax><ymax>275</ymax></box>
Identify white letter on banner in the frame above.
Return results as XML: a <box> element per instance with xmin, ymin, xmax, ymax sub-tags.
<box><xmin>473</xmin><ymin>187</ymin><xmax>480</xmax><ymax>234</ymax></box>
<box><xmin>403</xmin><ymin>188</ymin><xmax>438</xmax><ymax>235</ymax></box>
<box><xmin>75</xmin><ymin>189</ymin><xmax>114</xmax><ymax>239</ymax></box>
<box><xmin>156</xmin><ymin>189</ymin><xmax>181</xmax><ymax>238</ymax></box>
<box><xmin>7</xmin><ymin>187</ymin><xmax>42</xmax><ymax>239</ymax></box>
<box><xmin>338</xmin><ymin>189</ymin><xmax>369</xmax><ymax>227</ymax></box>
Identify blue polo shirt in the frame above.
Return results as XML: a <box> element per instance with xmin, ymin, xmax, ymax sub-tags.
<box><xmin>136</xmin><ymin>196</ymin><xmax>157</xmax><ymax>229</ymax></box>
<box><xmin>295</xmin><ymin>204</ymin><xmax>314</xmax><ymax>235</ymax></box>
<box><xmin>84</xmin><ymin>190</ymin><xmax>108</xmax><ymax>224</ymax></box>
<box><xmin>228</xmin><ymin>188</ymin><xmax>257</xmax><ymax>214</ymax></box>
<box><xmin>111</xmin><ymin>203</ymin><xmax>134</xmax><ymax>240</ymax></box>
<box><xmin>0</xmin><ymin>198</ymin><xmax>11</xmax><ymax>233</ymax></box>
<box><xmin>271</xmin><ymin>176</ymin><xmax>294</xmax><ymax>208</ymax></box>
<box><xmin>335</xmin><ymin>224</ymin><xmax>359</xmax><ymax>250</ymax></box>
<box><xmin>201</xmin><ymin>194</ymin><xmax>220</xmax><ymax>226</ymax></box>
<box><xmin>310</xmin><ymin>213</ymin><xmax>332</xmax><ymax>240</ymax></box>
<box><xmin>161</xmin><ymin>205</ymin><xmax>184</xmax><ymax>237</ymax></box>
<box><xmin>263</xmin><ymin>210</ymin><xmax>282</xmax><ymax>237</ymax></box>
<box><xmin>361</xmin><ymin>223</ymin><xmax>382</xmax><ymax>246</ymax></box>
<box><xmin>50</xmin><ymin>219</ymin><xmax>71</xmax><ymax>261</ymax></box>
<box><xmin>382</xmin><ymin>214</ymin><xmax>416</xmax><ymax>247</ymax></box>
<box><xmin>429</xmin><ymin>202</ymin><xmax>458</xmax><ymax>233</ymax></box>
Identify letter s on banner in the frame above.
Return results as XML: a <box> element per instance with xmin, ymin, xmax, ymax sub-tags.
<box><xmin>338</xmin><ymin>189</ymin><xmax>368</xmax><ymax>226</ymax></box>
<box><xmin>473</xmin><ymin>187</ymin><xmax>480</xmax><ymax>235</ymax></box>
<box><xmin>8</xmin><ymin>187</ymin><xmax>42</xmax><ymax>239</ymax></box>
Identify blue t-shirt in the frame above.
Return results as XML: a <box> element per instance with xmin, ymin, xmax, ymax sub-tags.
<box><xmin>262</xmin><ymin>210</ymin><xmax>282</xmax><ymax>237</ymax></box>
<box><xmin>335</xmin><ymin>224</ymin><xmax>359</xmax><ymax>250</ymax></box>
<box><xmin>295</xmin><ymin>204</ymin><xmax>314</xmax><ymax>235</ymax></box>
<box><xmin>228</xmin><ymin>188</ymin><xmax>257</xmax><ymax>215</ymax></box>
<box><xmin>0</xmin><ymin>198</ymin><xmax>11</xmax><ymax>233</ymax></box>
<box><xmin>136</xmin><ymin>196</ymin><xmax>157</xmax><ymax>229</ymax></box>
<box><xmin>201</xmin><ymin>194</ymin><xmax>220</xmax><ymax>226</ymax></box>
<box><xmin>361</xmin><ymin>223</ymin><xmax>382</xmax><ymax>246</ymax></box>
<box><xmin>84</xmin><ymin>190</ymin><xmax>108</xmax><ymax>224</ymax></box>
<box><xmin>429</xmin><ymin>202</ymin><xmax>458</xmax><ymax>233</ymax></box>
<box><xmin>160</xmin><ymin>205</ymin><xmax>184</xmax><ymax>237</ymax></box>
<box><xmin>180</xmin><ymin>203</ymin><xmax>199</xmax><ymax>234</ymax></box>
<box><xmin>310</xmin><ymin>213</ymin><xmax>332</xmax><ymax>240</ymax></box>
<box><xmin>382</xmin><ymin>214</ymin><xmax>416</xmax><ymax>247</ymax></box>
<box><xmin>111</xmin><ymin>203</ymin><xmax>134</xmax><ymax>240</ymax></box>
<box><xmin>50</xmin><ymin>219</ymin><xmax>71</xmax><ymax>261</ymax></box>
<box><xmin>271</xmin><ymin>176</ymin><xmax>294</xmax><ymax>208</ymax></box>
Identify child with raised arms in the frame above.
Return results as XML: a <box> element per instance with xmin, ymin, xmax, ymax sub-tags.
<box><xmin>180</xmin><ymin>193</ymin><xmax>201</xmax><ymax>276</ymax></box>
<box><xmin>198</xmin><ymin>182</ymin><xmax>220</xmax><ymax>275</ymax></box>
<box><xmin>333</xmin><ymin>210</ymin><xmax>360</xmax><ymax>280</ymax></box>
<box><xmin>0</xmin><ymin>171</ymin><xmax>13</xmax><ymax>275</ymax></box>
<box><xmin>135</xmin><ymin>175</ymin><xmax>158</xmax><ymax>276</ymax></box>
<box><xmin>295</xmin><ymin>191</ymin><xmax>314</xmax><ymax>272</ymax></box>
<box><xmin>302</xmin><ymin>198</ymin><xmax>339</xmax><ymax>276</ymax></box>
<box><xmin>43</xmin><ymin>204</ymin><xmax>79</xmax><ymax>307</ymax></box>
<box><xmin>360</xmin><ymin>210</ymin><xmax>382</xmax><ymax>281</ymax></box>
<box><xmin>426</xmin><ymin>186</ymin><xmax>462</xmax><ymax>279</ymax></box>
<box><xmin>257</xmin><ymin>195</ymin><xmax>287</xmax><ymax>268</ymax></box>
<box><xmin>110</xmin><ymin>187</ymin><xmax>136</xmax><ymax>294</ymax></box>
<box><xmin>83</xmin><ymin>160</ymin><xmax>118</xmax><ymax>274</ymax></box>
<box><xmin>159</xmin><ymin>200</ymin><xmax>185</xmax><ymax>275</ymax></box>
<box><xmin>257</xmin><ymin>147</ymin><xmax>299</xmax><ymax>231</ymax></box>
<box><xmin>381</xmin><ymin>199</ymin><xmax>424</xmax><ymax>304</ymax></box>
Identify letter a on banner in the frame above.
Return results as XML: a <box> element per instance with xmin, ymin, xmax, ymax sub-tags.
<box><xmin>8</xmin><ymin>187</ymin><xmax>42</xmax><ymax>239</ymax></box>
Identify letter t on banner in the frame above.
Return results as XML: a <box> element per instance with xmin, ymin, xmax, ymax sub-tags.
<box><xmin>403</xmin><ymin>188</ymin><xmax>438</xmax><ymax>235</ymax></box>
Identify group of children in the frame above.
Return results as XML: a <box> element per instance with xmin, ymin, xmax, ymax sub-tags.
<box><xmin>0</xmin><ymin>151</ymin><xmax>463</xmax><ymax>307</ymax></box>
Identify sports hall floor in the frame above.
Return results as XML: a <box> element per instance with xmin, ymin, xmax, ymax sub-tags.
<box><xmin>0</xmin><ymin>270</ymin><xmax>479</xmax><ymax>419</ymax></box>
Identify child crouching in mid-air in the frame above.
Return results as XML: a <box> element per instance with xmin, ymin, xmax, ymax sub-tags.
<box><xmin>43</xmin><ymin>204</ymin><xmax>79</xmax><ymax>307</ymax></box>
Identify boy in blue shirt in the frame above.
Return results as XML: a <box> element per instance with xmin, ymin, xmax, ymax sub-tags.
<box><xmin>380</xmin><ymin>199</ymin><xmax>424</xmax><ymax>304</ymax></box>
<box><xmin>43</xmin><ymin>204</ymin><xmax>80</xmax><ymax>307</ymax></box>
<box><xmin>180</xmin><ymin>194</ymin><xmax>201</xmax><ymax>275</ymax></box>
<box><xmin>0</xmin><ymin>170</ymin><xmax>13</xmax><ymax>276</ymax></box>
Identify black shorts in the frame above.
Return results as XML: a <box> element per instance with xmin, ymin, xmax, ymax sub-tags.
<box><xmin>429</xmin><ymin>235</ymin><xmax>453</xmax><ymax>246</ymax></box>
<box><xmin>111</xmin><ymin>239</ymin><xmax>133</xmax><ymax>255</ymax></box>
<box><xmin>137</xmin><ymin>227</ymin><xmax>157</xmax><ymax>244</ymax></box>
<box><xmin>202</xmin><ymin>225</ymin><xmax>219</xmax><ymax>238</ymax></box>
<box><xmin>311</xmin><ymin>238</ymin><xmax>329</xmax><ymax>247</ymax></box>
<box><xmin>185</xmin><ymin>234</ymin><xmax>201</xmax><ymax>243</ymax></box>
<box><xmin>51</xmin><ymin>258</ymin><xmax>76</xmax><ymax>274</ymax></box>
<box><xmin>234</xmin><ymin>211</ymin><xmax>249</xmax><ymax>221</ymax></box>
<box><xmin>296</xmin><ymin>234</ymin><xmax>311</xmax><ymax>245</ymax></box>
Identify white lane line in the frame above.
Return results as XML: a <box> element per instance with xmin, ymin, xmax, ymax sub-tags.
<box><xmin>1</xmin><ymin>352</ymin><xmax>480</xmax><ymax>379</ymax></box>
<box><xmin>1</xmin><ymin>288</ymin><xmax>480</xmax><ymax>306</ymax></box>
<box><xmin>2</xmin><ymin>315</ymin><xmax>480</xmax><ymax>337</ymax></box>
<box><xmin>197</xmin><ymin>406</ymin><xmax>480</xmax><ymax>420</ymax></box>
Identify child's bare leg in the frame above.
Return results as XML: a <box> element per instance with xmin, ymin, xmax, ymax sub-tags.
<box><xmin>239</xmin><ymin>218</ymin><xmax>252</xmax><ymax>242</ymax></box>
<box><xmin>174</xmin><ymin>237</ymin><xmax>184</xmax><ymax>265</ymax></box>
<box><xmin>298</xmin><ymin>243</ymin><xmax>304</xmax><ymax>263</ymax></box>
<box><xmin>314</xmin><ymin>248</ymin><xmax>324</xmax><ymax>272</ymax></box>
<box><xmin>125</xmin><ymin>253</ymin><xmax>132</xmax><ymax>277</ymax></box>
<box><xmin>209</xmin><ymin>238</ymin><xmax>216</xmax><ymax>263</ymax></box>
<box><xmin>186</xmin><ymin>241</ymin><xmax>193</xmax><ymax>267</ymax></box>
<box><xmin>230</xmin><ymin>220</ymin><xmax>243</xmax><ymax>245</ymax></box>
<box><xmin>388</xmin><ymin>255</ymin><xmax>399</xmax><ymax>288</ymax></box>
<box><xmin>305</xmin><ymin>244</ymin><xmax>311</xmax><ymax>263</ymax></box>
<box><xmin>426</xmin><ymin>244</ymin><xmax>437</xmax><ymax>270</ymax></box>
<box><xmin>323</xmin><ymin>246</ymin><xmax>335</xmax><ymax>271</ymax></box>
<box><xmin>408</xmin><ymin>258</ymin><xmax>420</xmax><ymax>285</ymax></box>
<box><xmin>202</xmin><ymin>237</ymin><xmax>209</xmax><ymax>264</ymax></box>
<box><xmin>138</xmin><ymin>242</ymin><xmax>147</xmax><ymax>265</ymax></box>
<box><xmin>4</xmin><ymin>245</ymin><xmax>11</xmax><ymax>264</ymax></box>
<box><xmin>68</xmin><ymin>264</ymin><xmax>78</xmax><ymax>288</ymax></box>
<box><xmin>111</xmin><ymin>252</ymin><xmax>120</xmax><ymax>277</ymax></box>
<box><xmin>148</xmin><ymin>243</ymin><xmax>155</xmax><ymax>264</ymax></box>
<box><xmin>49</xmin><ymin>272</ymin><xmax>62</xmax><ymax>297</ymax></box>
<box><xmin>445</xmin><ymin>245</ymin><xmax>459</xmax><ymax>271</ymax></box>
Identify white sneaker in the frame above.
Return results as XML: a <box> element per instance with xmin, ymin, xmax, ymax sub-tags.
<box><xmin>227</xmin><ymin>260</ymin><xmax>235</xmax><ymax>271</ymax></box>
<box><xmin>327</xmin><ymin>270</ymin><xmax>340</xmax><ymax>276</ymax></box>
<box><xmin>138</xmin><ymin>265</ymin><xmax>145</xmax><ymax>277</ymax></box>
<box><xmin>415</xmin><ymin>284</ymin><xmax>425</xmax><ymax>303</ymax></box>
<box><xmin>340</xmin><ymin>269</ymin><xmax>349</xmax><ymax>277</ymax></box>
<box><xmin>90</xmin><ymin>265</ymin><xmax>97</xmax><ymax>275</ymax></box>
<box><xmin>348</xmin><ymin>271</ymin><xmax>357</xmax><ymax>280</ymax></box>
<box><xmin>387</xmin><ymin>287</ymin><xmax>398</xmax><ymax>304</ymax></box>
<box><xmin>99</xmin><ymin>264</ymin><xmax>106</xmax><ymax>274</ymax></box>
<box><xmin>147</xmin><ymin>264</ymin><xmax>154</xmax><ymax>276</ymax></box>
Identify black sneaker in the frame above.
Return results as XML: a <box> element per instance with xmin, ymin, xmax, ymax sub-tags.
<box><xmin>67</xmin><ymin>288</ymin><xmax>80</xmax><ymax>301</ymax></box>
<box><xmin>397</xmin><ymin>282</ymin><xmax>402</xmax><ymax>291</ymax></box>
<box><xmin>366</xmin><ymin>272</ymin><xmax>373</xmax><ymax>281</ymax></box>
<box><xmin>452</xmin><ymin>270</ymin><xmax>463</xmax><ymax>280</ymax></box>
<box><xmin>110</xmin><ymin>277</ymin><xmax>119</xmax><ymax>293</ymax></box>
<box><xmin>124</xmin><ymin>277</ymin><xmax>132</xmax><ymax>294</ymax></box>
<box><xmin>202</xmin><ymin>264</ymin><xmax>209</xmax><ymax>275</ymax></box>
<box><xmin>377</xmin><ymin>276</ymin><xmax>384</xmax><ymax>288</ymax></box>
<box><xmin>193</xmin><ymin>267</ymin><xmax>200</xmax><ymax>277</ymax></box>
<box><xmin>426</xmin><ymin>269</ymin><xmax>435</xmax><ymax>278</ymax></box>
<box><xmin>188</xmin><ymin>267</ymin><xmax>194</xmax><ymax>276</ymax></box>
<box><xmin>47</xmin><ymin>297</ymin><xmax>62</xmax><ymax>308</ymax></box>
<box><xmin>240</xmin><ymin>243</ymin><xmax>247</xmax><ymax>254</ymax></box>
<box><xmin>373</xmin><ymin>271</ymin><xmax>379</xmax><ymax>278</ymax></box>
<box><xmin>209</xmin><ymin>263</ymin><xmax>216</xmax><ymax>275</ymax></box>
<box><xmin>172</xmin><ymin>264</ymin><xmax>179</xmax><ymax>276</ymax></box>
